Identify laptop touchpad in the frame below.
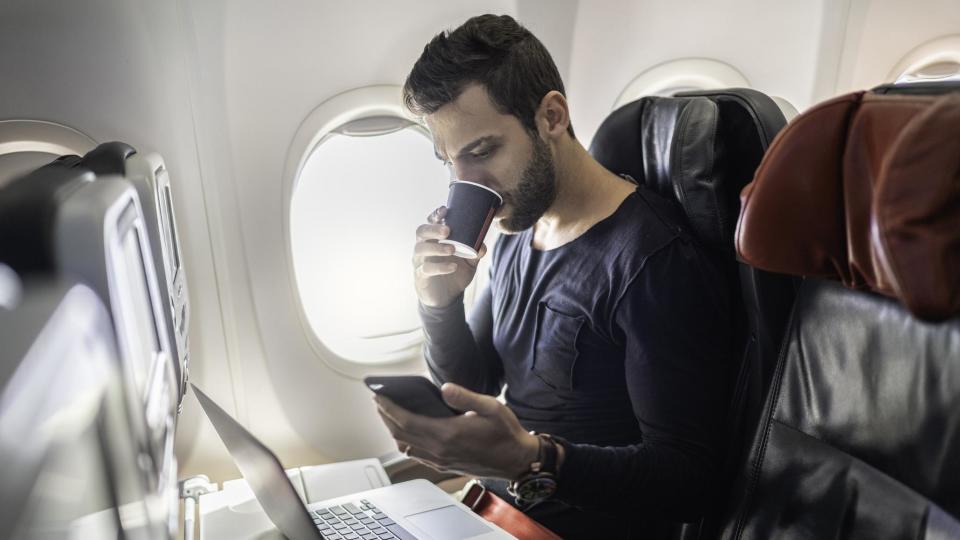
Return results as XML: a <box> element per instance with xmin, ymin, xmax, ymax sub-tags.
<box><xmin>405</xmin><ymin>505</ymin><xmax>492</xmax><ymax>539</ymax></box>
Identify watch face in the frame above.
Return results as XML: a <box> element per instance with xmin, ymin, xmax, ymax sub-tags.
<box><xmin>516</xmin><ymin>474</ymin><xmax>558</xmax><ymax>503</ymax></box>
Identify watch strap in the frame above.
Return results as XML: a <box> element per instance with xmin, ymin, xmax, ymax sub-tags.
<box><xmin>536</xmin><ymin>433</ymin><xmax>558</xmax><ymax>475</ymax></box>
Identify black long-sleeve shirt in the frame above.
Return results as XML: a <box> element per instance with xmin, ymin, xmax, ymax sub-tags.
<box><xmin>419</xmin><ymin>185</ymin><xmax>733</xmax><ymax>535</ymax></box>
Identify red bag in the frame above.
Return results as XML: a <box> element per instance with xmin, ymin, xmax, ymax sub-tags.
<box><xmin>461</xmin><ymin>481</ymin><xmax>563</xmax><ymax>540</ymax></box>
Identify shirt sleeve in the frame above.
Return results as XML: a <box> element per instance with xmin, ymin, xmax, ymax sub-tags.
<box><xmin>551</xmin><ymin>237</ymin><xmax>733</xmax><ymax>521</ymax></box>
<box><xmin>419</xmin><ymin>275</ymin><xmax>504</xmax><ymax>397</ymax></box>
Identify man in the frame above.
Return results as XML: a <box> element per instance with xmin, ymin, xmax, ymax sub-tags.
<box><xmin>374</xmin><ymin>14</ymin><xmax>733</xmax><ymax>538</ymax></box>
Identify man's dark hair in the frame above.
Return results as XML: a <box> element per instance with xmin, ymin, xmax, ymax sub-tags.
<box><xmin>403</xmin><ymin>14</ymin><xmax>575</xmax><ymax>139</ymax></box>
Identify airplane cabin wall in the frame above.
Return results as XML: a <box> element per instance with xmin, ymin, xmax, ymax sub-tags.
<box><xmin>835</xmin><ymin>0</ymin><xmax>960</xmax><ymax>93</ymax></box>
<box><xmin>566</xmin><ymin>0</ymin><xmax>832</xmax><ymax>144</ymax></box>
<box><xmin>1</xmin><ymin>0</ymin><xmax>958</xmax><ymax>484</ymax></box>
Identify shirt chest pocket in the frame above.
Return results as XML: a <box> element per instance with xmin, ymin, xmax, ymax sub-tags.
<box><xmin>532</xmin><ymin>302</ymin><xmax>585</xmax><ymax>391</ymax></box>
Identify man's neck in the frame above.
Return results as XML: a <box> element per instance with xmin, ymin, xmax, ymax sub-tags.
<box><xmin>531</xmin><ymin>138</ymin><xmax>636</xmax><ymax>250</ymax></box>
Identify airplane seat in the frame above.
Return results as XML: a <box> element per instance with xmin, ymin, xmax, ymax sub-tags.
<box><xmin>768</xmin><ymin>96</ymin><xmax>799</xmax><ymax>122</ymax></box>
<box><xmin>0</xmin><ymin>270</ymin><xmax>168</xmax><ymax>538</ymax></box>
<box><xmin>0</xmin><ymin>156</ymin><xmax>92</xmax><ymax>273</ymax></box>
<box><xmin>80</xmin><ymin>140</ymin><xmax>137</xmax><ymax>173</ymax></box>
<box><xmin>871</xmin><ymin>79</ymin><xmax>960</xmax><ymax>96</ymax></box>
<box><xmin>670</xmin><ymin>89</ymin><xmax>801</xmax><ymax>430</ymax></box>
<box><xmin>80</xmin><ymin>141</ymin><xmax>191</xmax><ymax>413</ymax></box>
<box><xmin>0</xmin><ymin>158</ymin><xmax>181</xmax><ymax>536</ymax></box>
<box><xmin>589</xmin><ymin>88</ymin><xmax>798</xmax><ymax>534</ymax></box>
<box><xmin>721</xmin><ymin>89</ymin><xmax>960</xmax><ymax>538</ymax></box>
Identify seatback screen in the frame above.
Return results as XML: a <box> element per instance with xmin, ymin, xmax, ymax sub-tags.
<box><xmin>112</xmin><ymin>207</ymin><xmax>161</xmax><ymax>399</ymax></box>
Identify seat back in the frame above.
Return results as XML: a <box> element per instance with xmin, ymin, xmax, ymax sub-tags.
<box><xmin>82</xmin><ymin>142</ymin><xmax>191</xmax><ymax>411</ymax></box>
<box><xmin>728</xmin><ymin>280</ymin><xmax>960</xmax><ymax>538</ymax></box>
<box><xmin>589</xmin><ymin>89</ymin><xmax>797</xmax><ymax>533</ymax></box>
<box><xmin>56</xmin><ymin>175</ymin><xmax>181</xmax><ymax>532</ymax></box>
<box><xmin>0</xmin><ymin>157</ymin><xmax>180</xmax><ymax>536</ymax></box>
<box><xmin>871</xmin><ymin>80</ymin><xmax>960</xmax><ymax>96</ymax></box>
<box><xmin>0</xmin><ymin>272</ymin><xmax>167</xmax><ymax>538</ymax></box>
<box><xmin>724</xmin><ymin>84</ymin><xmax>960</xmax><ymax>538</ymax></box>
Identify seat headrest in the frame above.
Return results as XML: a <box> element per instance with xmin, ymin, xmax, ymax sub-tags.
<box><xmin>737</xmin><ymin>91</ymin><xmax>960</xmax><ymax>321</ymax></box>
<box><xmin>590</xmin><ymin>89</ymin><xmax>785</xmax><ymax>252</ymax></box>
<box><xmin>872</xmin><ymin>80</ymin><xmax>960</xmax><ymax>96</ymax></box>
<box><xmin>80</xmin><ymin>141</ymin><xmax>137</xmax><ymax>176</ymax></box>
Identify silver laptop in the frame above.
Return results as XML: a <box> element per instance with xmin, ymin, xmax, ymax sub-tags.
<box><xmin>192</xmin><ymin>384</ymin><xmax>514</xmax><ymax>540</ymax></box>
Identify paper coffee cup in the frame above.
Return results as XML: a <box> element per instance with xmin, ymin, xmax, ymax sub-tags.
<box><xmin>439</xmin><ymin>180</ymin><xmax>503</xmax><ymax>258</ymax></box>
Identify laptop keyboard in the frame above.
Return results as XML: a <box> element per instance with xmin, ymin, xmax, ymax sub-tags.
<box><xmin>312</xmin><ymin>499</ymin><xmax>416</xmax><ymax>540</ymax></box>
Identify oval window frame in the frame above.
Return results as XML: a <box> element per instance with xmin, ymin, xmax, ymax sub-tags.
<box><xmin>0</xmin><ymin>119</ymin><xmax>97</xmax><ymax>184</ymax></box>
<box><xmin>888</xmin><ymin>35</ymin><xmax>960</xmax><ymax>84</ymax></box>
<box><xmin>283</xmin><ymin>85</ymin><xmax>443</xmax><ymax>375</ymax></box>
<box><xmin>613</xmin><ymin>58</ymin><xmax>750</xmax><ymax>109</ymax></box>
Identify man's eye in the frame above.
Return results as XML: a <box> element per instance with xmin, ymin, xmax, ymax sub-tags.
<box><xmin>472</xmin><ymin>149</ymin><xmax>492</xmax><ymax>159</ymax></box>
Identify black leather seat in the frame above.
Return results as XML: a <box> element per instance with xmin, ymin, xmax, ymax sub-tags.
<box><xmin>721</xmin><ymin>82</ymin><xmax>960</xmax><ymax>538</ymax></box>
<box><xmin>589</xmin><ymin>88</ymin><xmax>797</xmax><ymax>534</ymax></box>
<box><xmin>725</xmin><ymin>280</ymin><xmax>960</xmax><ymax>539</ymax></box>
<box><xmin>871</xmin><ymin>80</ymin><xmax>960</xmax><ymax>96</ymax></box>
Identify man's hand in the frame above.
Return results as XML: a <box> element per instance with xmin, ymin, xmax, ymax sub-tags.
<box><xmin>375</xmin><ymin>382</ymin><xmax>540</xmax><ymax>480</ymax></box>
<box><xmin>413</xmin><ymin>206</ymin><xmax>487</xmax><ymax>308</ymax></box>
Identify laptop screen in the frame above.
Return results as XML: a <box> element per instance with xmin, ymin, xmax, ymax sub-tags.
<box><xmin>192</xmin><ymin>384</ymin><xmax>323</xmax><ymax>540</ymax></box>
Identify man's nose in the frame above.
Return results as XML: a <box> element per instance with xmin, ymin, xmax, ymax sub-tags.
<box><xmin>448</xmin><ymin>162</ymin><xmax>469</xmax><ymax>182</ymax></box>
<box><xmin>449</xmin><ymin>162</ymin><xmax>490</xmax><ymax>187</ymax></box>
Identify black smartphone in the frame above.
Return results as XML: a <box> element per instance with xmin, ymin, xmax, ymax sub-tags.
<box><xmin>364</xmin><ymin>375</ymin><xmax>462</xmax><ymax>418</ymax></box>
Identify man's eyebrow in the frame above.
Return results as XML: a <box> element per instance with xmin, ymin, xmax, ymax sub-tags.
<box><xmin>434</xmin><ymin>135</ymin><xmax>500</xmax><ymax>162</ymax></box>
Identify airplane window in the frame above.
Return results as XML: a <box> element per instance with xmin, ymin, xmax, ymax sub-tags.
<box><xmin>291</xmin><ymin>121</ymin><xmax>472</xmax><ymax>363</ymax></box>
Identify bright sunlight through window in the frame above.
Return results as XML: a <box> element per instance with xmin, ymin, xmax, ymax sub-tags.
<box><xmin>290</xmin><ymin>123</ymin><xmax>451</xmax><ymax>363</ymax></box>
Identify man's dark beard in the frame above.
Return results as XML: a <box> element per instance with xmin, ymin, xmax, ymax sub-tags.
<box><xmin>498</xmin><ymin>134</ymin><xmax>557</xmax><ymax>233</ymax></box>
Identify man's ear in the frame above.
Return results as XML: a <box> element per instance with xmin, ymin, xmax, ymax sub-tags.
<box><xmin>536</xmin><ymin>90</ymin><xmax>570</xmax><ymax>141</ymax></box>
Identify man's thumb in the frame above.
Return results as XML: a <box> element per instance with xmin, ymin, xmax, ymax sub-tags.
<box><xmin>441</xmin><ymin>383</ymin><xmax>499</xmax><ymax>415</ymax></box>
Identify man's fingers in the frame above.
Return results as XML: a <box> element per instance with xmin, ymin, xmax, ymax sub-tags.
<box><xmin>415</xmin><ymin>261</ymin><xmax>458</xmax><ymax>278</ymax></box>
<box><xmin>375</xmin><ymin>396</ymin><xmax>413</xmax><ymax>429</ymax></box>
<box><xmin>441</xmin><ymin>383</ymin><xmax>502</xmax><ymax>416</ymax></box>
<box><xmin>380</xmin><ymin>414</ymin><xmax>431</xmax><ymax>450</ymax></box>
<box><xmin>392</xmin><ymin>438</ymin><xmax>443</xmax><ymax>468</ymax></box>
<box><xmin>400</xmin><ymin>440</ymin><xmax>444</xmax><ymax>464</ymax></box>
<box><xmin>416</xmin><ymin>223</ymin><xmax>450</xmax><ymax>242</ymax></box>
<box><xmin>426</xmin><ymin>206</ymin><xmax>448</xmax><ymax>225</ymax></box>
<box><xmin>406</xmin><ymin>449</ymin><xmax>449</xmax><ymax>472</ymax></box>
<box><xmin>375</xmin><ymin>396</ymin><xmax>436</xmax><ymax>436</ymax></box>
<box><xmin>412</xmin><ymin>242</ymin><xmax>455</xmax><ymax>264</ymax></box>
<box><xmin>377</xmin><ymin>401</ymin><xmax>453</xmax><ymax>461</ymax></box>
